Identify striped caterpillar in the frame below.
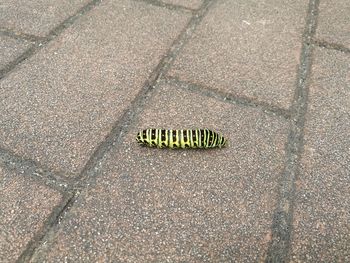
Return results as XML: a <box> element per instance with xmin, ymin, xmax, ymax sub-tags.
<box><xmin>136</xmin><ymin>129</ymin><xmax>227</xmax><ymax>149</ymax></box>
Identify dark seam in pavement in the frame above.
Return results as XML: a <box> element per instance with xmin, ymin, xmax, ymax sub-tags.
<box><xmin>264</xmin><ymin>0</ymin><xmax>319</xmax><ymax>262</ymax></box>
<box><xmin>311</xmin><ymin>38</ymin><xmax>350</xmax><ymax>54</ymax></box>
<box><xmin>165</xmin><ymin>75</ymin><xmax>292</xmax><ymax>120</ymax></box>
<box><xmin>20</xmin><ymin>1</ymin><xmax>216</xmax><ymax>262</ymax></box>
<box><xmin>133</xmin><ymin>0</ymin><xmax>196</xmax><ymax>12</ymax></box>
<box><xmin>0</xmin><ymin>147</ymin><xmax>71</xmax><ymax>193</ymax></box>
<box><xmin>16</xmin><ymin>192</ymin><xmax>76</xmax><ymax>263</ymax></box>
<box><xmin>0</xmin><ymin>45</ymin><xmax>38</xmax><ymax>79</ymax></box>
<box><xmin>0</xmin><ymin>28</ymin><xmax>44</xmax><ymax>43</ymax></box>
<box><xmin>0</xmin><ymin>0</ymin><xmax>103</xmax><ymax>80</ymax></box>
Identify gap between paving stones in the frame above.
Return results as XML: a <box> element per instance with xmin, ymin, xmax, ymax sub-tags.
<box><xmin>265</xmin><ymin>0</ymin><xmax>320</xmax><ymax>262</ymax></box>
<box><xmin>0</xmin><ymin>147</ymin><xmax>71</xmax><ymax>193</ymax></box>
<box><xmin>0</xmin><ymin>29</ymin><xmax>44</xmax><ymax>43</ymax></box>
<box><xmin>311</xmin><ymin>38</ymin><xmax>350</xmax><ymax>54</ymax></box>
<box><xmin>0</xmin><ymin>148</ymin><xmax>76</xmax><ymax>263</ymax></box>
<box><xmin>0</xmin><ymin>0</ymin><xmax>194</xmax><ymax>80</ymax></box>
<box><xmin>0</xmin><ymin>44</ymin><xmax>37</xmax><ymax>80</ymax></box>
<box><xmin>133</xmin><ymin>0</ymin><xmax>196</xmax><ymax>12</ymax></box>
<box><xmin>165</xmin><ymin>75</ymin><xmax>292</xmax><ymax>120</ymax></box>
<box><xmin>15</xmin><ymin>192</ymin><xmax>76</xmax><ymax>263</ymax></box>
<box><xmin>16</xmin><ymin>1</ymin><xmax>215</xmax><ymax>262</ymax></box>
<box><xmin>0</xmin><ymin>0</ymin><xmax>103</xmax><ymax>80</ymax></box>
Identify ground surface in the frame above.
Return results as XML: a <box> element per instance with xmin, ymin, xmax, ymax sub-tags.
<box><xmin>0</xmin><ymin>0</ymin><xmax>349</xmax><ymax>262</ymax></box>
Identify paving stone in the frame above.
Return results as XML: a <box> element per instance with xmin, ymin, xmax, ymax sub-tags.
<box><xmin>291</xmin><ymin>48</ymin><xmax>350</xmax><ymax>262</ymax></box>
<box><xmin>0</xmin><ymin>166</ymin><xmax>62</xmax><ymax>262</ymax></box>
<box><xmin>0</xmin><ymin>0</ymin><xmax>190</xmax><ymax>175</ymax></box>
<box><xmin>316</xmin><ymin>0</ymin><xmax>350</xmax><ymax>48</ymax></box>
<box><xmin>0</xmin><ymin>35</ymin><xmax>32</xmax><ymax>71</ymax></box>
<box><xmin>161</xmin><ymin>0</ymin><xmax>202</xmax><ymax>10</ymax></box>
<box><xmin>168</xmin><ymin>0</ymin><xmax>308</xmax><ymax>109</ymax></box>
<box><xmin>0</xmin><ymin>0</ymin><xmax>91</xmax><ymax>37</ymax></box>
<box><xmin>32</xmin><ymin>82</ymin><xmax>289</xmax><ymax>262</ymax></box>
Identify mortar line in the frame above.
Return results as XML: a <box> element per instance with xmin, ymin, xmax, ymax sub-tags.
<box><xmin>22</xmin><ymin>1</ymin><xmax>215</xmax><ymax>261</ymax></box>
<box><xmin>0</xmin><ymin>0</ymin><xmax>103</xmax><ymax>80</ymax></box>
<box><xmin>0</xmin><ymin>45</ymin><xmax>38</xmax><ymax>79</ymax></box>
<box><xmin>16</xmin><ymin>191</ymin><xmax>76</xmax><ymax>263</ymax></box>
<box><xmin>265</xmin><ymin>0</ymin><xmax>319</xmax><ymax>262</ymax></box>
<box><xmin>311</xmin><ymin>38</ymin><xmax>350</xmax><ymax>53</ymax></box>
<box><xmin>165</xmin><ymin>75</ymin><xmax>291</xmax><ymax>120</ymax></box>
<box><xmin>0</xmin><ymin>147</ymin><xmax>73</xmax><ymax>193</ymax></box>
<box><xmin>0</xmin><ymin>28</ymin><xmax>44</xmax><ymax>43</ymax></box>
<box><xmin>132</xmin><ymin>0</ymin><xmax>195</xmax><ymax>12</ymax></box>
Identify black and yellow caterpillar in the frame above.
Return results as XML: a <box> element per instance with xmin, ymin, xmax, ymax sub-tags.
<box><xmin>136</xmin><ymin>129</ymin><xmax>227</xmax><ymax>149</ymax></box>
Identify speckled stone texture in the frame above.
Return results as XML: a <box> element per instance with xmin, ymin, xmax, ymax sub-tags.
<box><xmin>0</xmin><ymin>35</ymin><xmax>31</xmax><ymax>71</ymax></box>
<box><xmin>0</xmin><ymin>0</ymin><xmax>190</xmax><ymax>175</ymax></box>
<box><xmin>168</xmin><ymin>0</ymin><xmax>307</xmax><ymax>109</ymax></box>
<box><xmin>0</xmin><ymin>167</ymin><xmax>62</xmax><ymax>262</ymax></box>
<box><xmin>31</xmin><ymin>82</ymin><xmax>289</xmax><ymax>262</ymax></box>
<box><xmin>291</xmin><ymin>48</ymin><xmax>350</xmax><ymax>262</ymax></box>
<box><xmin>316</xmin><ymin>0</ymin><xmax>350</xmax><ymax>48</ymax></box>
<box><xmin>0</xmin><ymin>0</ymin><xmax>91</xmax><ymax>37</ymax></box>
<box><xmin>161</xmin><ymin>0</ymin><xmax>202</xmax><ymax>9</ymax></box>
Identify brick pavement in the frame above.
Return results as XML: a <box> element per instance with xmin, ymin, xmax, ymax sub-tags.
<box><xmin>0</xmin><ymin>0</ymin><xmax>349</xmax><ymax>262</ymax></box>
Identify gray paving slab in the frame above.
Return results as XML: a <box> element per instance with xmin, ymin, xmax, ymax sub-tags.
<box><xmin>32</xmin><ymin>82</ymin><xmax>289</xmax><ymax>262</ymax></box>
<box><xmin>290</xmin><ymin>48</ymin><xmax>350</xmax><ymax>262</ymax></box>
<box><xmin>161</xmin><ymin>0</ymin><xmax>202</xmax><ymax>10</ymax></box>
<box><xmin>316</xmin><ymin>0</ymin><xmax>350</xmax><ymax>48</ymax></box>
<box><xmin>0</xmin><ymin>35</ymin><xmax>31</xmax><ymax>71</ymax></box>
<box><xmin>0</xmin><ymin>166</ymin><xmax>62</xmax><ymax>263</ymax></box>
<box><xmin>0</xmin><ymin>0</ymin><xmax>190</xmax><ymax>175</ymax></box>
<box><xmin>0</xmin><ymin>0</ymin><xmax>91</xmax><ymax>37</ymax></box>
<box><xmin>168</xmin><ymin>0</ymin><xmax>308</xmax><ymax>109</ymax></box>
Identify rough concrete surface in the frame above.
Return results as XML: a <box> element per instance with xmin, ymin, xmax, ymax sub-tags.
<box><xmin>31</xmin><ymin>83</ymin><xmax>289</xmax><ymax>262</ymax></box>
<box><xmin>0</xmin><ymin>0</ymin><xmax>349</xmax><ymax>262</ymax></box>
<box><xmin>0</xmin><ymin>166</ymin><xmax>62</xmax><ymax>263</ymax></box>
<box><xmin>290</xmin><ymin>48</ymin><xmax>350</xmax><ymax>262</ymax></box>
<box><xmin>0</xmin><ymin>0</ymin><xmax>190</xmax><ymax>175</ymax></box>
<box><xmin>168</xmin><ymin>0</ymin><xmax>307</xmax><ymax>109</ymax></box>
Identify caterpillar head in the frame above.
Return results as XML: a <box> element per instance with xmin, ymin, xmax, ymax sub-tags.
<box><xmin>136</xmin><ymin>131</ymin><xmax>143</xmax><ymax>143</ymax></box>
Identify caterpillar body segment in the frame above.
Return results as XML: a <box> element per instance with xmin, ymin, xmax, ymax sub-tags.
<box><xmin>136</xmin><ymin>129</ymin><xmax>227</xmax><ymax>149</ymax></box>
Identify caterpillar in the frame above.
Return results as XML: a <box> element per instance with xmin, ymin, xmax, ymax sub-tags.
<box><xmin>136</xmin><ymin>129</ymin><xmax>227</xmax><ymax>149</ymax></box>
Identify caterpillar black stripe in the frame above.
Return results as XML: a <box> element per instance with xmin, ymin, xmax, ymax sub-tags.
<box><xmin>136</xmin><ymin>129</ymin><xmax>227</xmax><ymax>149</ymax></box>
